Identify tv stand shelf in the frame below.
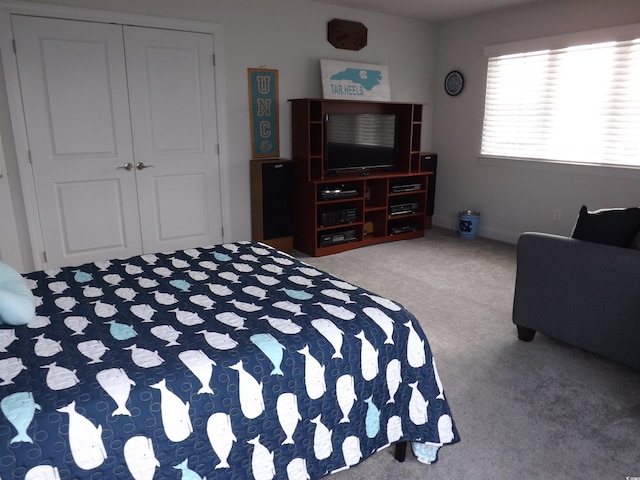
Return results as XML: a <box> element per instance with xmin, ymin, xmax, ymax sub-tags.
<box><xmin>290</xmin><ymin>98</ymin><xmax>435</xmax><ymax>257</ymax></box>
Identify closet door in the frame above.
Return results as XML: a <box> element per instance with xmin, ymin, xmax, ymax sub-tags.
<box><xmin>12</xmin><ymin>15</ymin><xmax>142</xmax><ymax>267</ymax></box>
<box><xmin>124</xmin><ymin>26</ymin><xmax>223</xmax><ymax>253</ymax></box>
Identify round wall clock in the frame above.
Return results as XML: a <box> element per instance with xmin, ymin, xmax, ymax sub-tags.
<box><xmin>444</xmin><ymin>70</ymin><xmax>464</xmax><ymax>96</ymax></box>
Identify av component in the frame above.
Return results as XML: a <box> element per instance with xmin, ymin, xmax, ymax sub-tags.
<box><xmin>319</xmin><ymin>229</ymin><xmax>356</xmax><ymax>246</ymax></box>
<box><xmin>389</xmin><ymin>202</ymin><xmax>419</xmax><ymax>216</ymax></box>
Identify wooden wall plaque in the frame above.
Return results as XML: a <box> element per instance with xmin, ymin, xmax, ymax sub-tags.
<box><xmin>327</xmin><ymin>19</ymin><xmax>367</xmax><ymax>51</ymax></box>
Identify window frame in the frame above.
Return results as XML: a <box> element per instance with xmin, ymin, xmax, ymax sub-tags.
<box><xmin>479</xmin><ymin>22</ymin><xmax>640</xmax><ymax>171</ymax></box>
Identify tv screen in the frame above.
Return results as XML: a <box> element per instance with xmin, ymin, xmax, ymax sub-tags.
<box><xmin>325</xmin><ymin>113</ymin><xmax>397</xmax><ymax>173</ymax></box>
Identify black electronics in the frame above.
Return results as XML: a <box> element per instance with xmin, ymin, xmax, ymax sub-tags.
<box><xmin>391</xmin><ymin>224</ymin><xmax>418</xmax><ymax>235</ymax></box>
<box><xmin>320</xmin><ymin>208</ymin><xmax>357</xmax><ymax>227</ymax></box>
<box><xmin>319</xmin><ymin>229</ymin><xmax>356</xmax><ymax>247</ymax></box>
<box><xmin>420</xmin><ymin>153</ymin><xmax>438</xmax><ymax>216</ymax></box>
<box><xmin>319</xmin><ymin>185</ymin><xmax>358</xmax><ymax>200</ymax></box>
<box><xmin>391</xmin><ymin>183</ymin><xmax>422</xmax><ymax>193</ymax></box>
<box><xmin>324</xmin><ymin>113</ymin><xmax>398</xmax><ymax>173</ymax></box>
<box><xmin>389</xmin><ymin>202</ymin><xmax>419</xmax><ymax>216</ymax></box>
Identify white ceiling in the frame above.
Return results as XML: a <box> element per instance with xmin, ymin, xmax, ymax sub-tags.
<box><xmin>309</xmin><ymin>0</ymin><xmax>543</xmax><ymax>22</ymax></box>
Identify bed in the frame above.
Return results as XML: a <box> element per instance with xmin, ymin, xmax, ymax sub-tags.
<box><xmin>0</xmin><ymin>241</ymin><xmax>459</xmax><ymax>480</ymax></box>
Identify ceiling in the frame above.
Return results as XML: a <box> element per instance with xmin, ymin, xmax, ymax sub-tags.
<box><xmin>309</xmin><ymin>0</ymin><xmax>544</xmax><ymax>22</ymax></box>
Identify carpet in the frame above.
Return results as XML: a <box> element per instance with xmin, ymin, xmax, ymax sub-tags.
<box><xmin>296</xmin><ymin>227</ymin><xmax>640</xmax><ymax>480</ymax></box>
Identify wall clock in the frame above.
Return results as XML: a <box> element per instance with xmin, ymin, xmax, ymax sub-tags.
<box><xmin>444</xmin><ymin>70</ymin><xmax>464</xmax><ymax>96</ymax></box>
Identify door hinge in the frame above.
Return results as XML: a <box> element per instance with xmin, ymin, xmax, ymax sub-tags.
<box><xmin>216</xmin><ymin>143</ymin><xmax>220</xmax><ymax>155</ymax></box>
<box><xmin>212</xmin><ymin>54</ymin><xmax>215</xmax><ymax>66</ymax></box>
<box><xmin>221</xmin><ymin>226</ymin><xmax>224</xmax><ymax>237</ymax></box>
<box><xmin>43</xmin><ymin>251</ymin><xmax>48</xmax><ymax>263</ymax></box>
<box><xmin>28</xmin><ymin>150</ymin><xmax>32</xmax><ymax>164</ymax></box>
<box><xmin>12</xmin><ymin>38</ymin><xmax>16</xmax><ymax>54</ymax></box>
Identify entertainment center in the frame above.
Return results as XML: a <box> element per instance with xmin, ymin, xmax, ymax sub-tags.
<box><xmin>290</xmin><ymin>98</ymin><xmax>435</xmax><ymax>256</ymax></box>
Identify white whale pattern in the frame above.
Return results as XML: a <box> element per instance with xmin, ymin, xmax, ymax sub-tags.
<box><xmin>286</xmin><ymin>458</ymin><xmax>310</xmax><ymax>480</ymax></box>
<box><xmin>150</xmin><ymin>379</ymin><xmax>193</xmax><ymax>442</ymax></box>
<box><xmin>0</xmin><ymin>329</ymin><xmax>18</xmax><ymax>352</ymax></box>
<box><xmin>42</xmin><ymin>362</ymin><xmax>79</xmax><ymax>390</ymax></box>
<box><xmin>248</xmin><ymin>435</ymin><xmax>275</xmax><ymax>480</ymax></box>
<box><xmin>178</xmin><ymin>349</ymin><xmax>216</xmax><ymax>395</ymax></box>
<box><xmin>297</xmin><ymin>345</ymin><xmax>326</xmax><ymax>400</ymax></box>
<box><xmin>25</xmin><ymin>465</ymin><xmax>60</xmax><ymax>480</ymax></box>
<box><xmin>355</xmin><ymin>331</ymin><xmax>379</xmax><ymax>381</ymax></box>
<box><xmin>96</xmin><ymin>368</ymin><xmax>135</xmax><ymax>416</ymax></box>
<box><xmin>124</xmin><ymin>435</ymin><xmax>159</xmax><ymax>480</ymax></box>
<box><xmin>32</xmin><ymin>334</ymin><xmax>62</xmax><ymax>357</ymax></box>
<box><xmin>386</xmin><ymin>359</ymin><xmax>402</xmax><ymax>404</ymax></box>
<box><xmin>124</xmin><ymin>344</ymin><xmax>164</xmax><ymax>368</ymax></box>
<box><xmin>336</xmin><ymin>374</ymin><xmax>357</xmax><ymax>423</ymax></box>
<box><xmin>1</xmin><ymin>241</ymin><xmax>459</xmax><ymax>479</ymax></box>
<box><xmin>276</xmin><ymin>393</ymin><xmax>301</xmax><ymax>444</ymax></box>
<box><xmin>230</xmin><ymin>360</ymin><xmax>265</xmax><ymax>419</ymax></box>
<box><xmin>362</xmin><ymin>307</ymin><xmax>395</xmax><ymax>344</ymax></box>
<box><xmin>311</xmin><ymin>414</ymin><xmax>332</xmax><ymax>460</ymax></box>
<box><xmin>405</xmin><ymin>320</ymin><xmax>427</xmax><ymax>368</ymax></box>
<box><xmin>77</xmin><ymin>340</ymin><xmax>109</xmax><ymax>364</ymax></box>
<box><xmin>311</xmin><ymin>318</ymin><xmax>344</xmax><ymax>359</ymax></box>
<box><xmin>57</xmin><ymin>401</ymin><xmax>106</xmax><ymax>470</ymax></box>
<box><xmin>207</xmin><ymin>412</ymin><xmax>237</xmax><ymax>468</ymax></box>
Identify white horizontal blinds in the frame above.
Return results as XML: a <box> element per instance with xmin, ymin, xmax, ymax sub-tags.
<box><xmin>481</xmin><ymin>37</ymin><xmax>640</xmax><ymax>166</ymax></box>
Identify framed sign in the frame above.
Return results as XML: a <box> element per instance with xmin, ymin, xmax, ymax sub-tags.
<box><xmin>248</xmin><ymin>68</ymin><xmax>280</xmax><ymax>158</ymax></box>
<box><xmin>320</xmin><ymin>59</ymin><xmax>390</xmax><ymax>101</ymax></box>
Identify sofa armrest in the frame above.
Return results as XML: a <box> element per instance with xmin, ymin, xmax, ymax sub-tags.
<box><xmin>512</xmin><ymin>232</ymin><xmax>640</xmax><ymax>369</ymax></box>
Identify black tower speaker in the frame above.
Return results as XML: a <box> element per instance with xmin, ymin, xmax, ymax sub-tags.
<box><xmin>420</xmin><ymin>153</ymin><xmax>437</xmax><ymax>216</ymax></box>
<box><xmin>250</xmin><ymin>159</ymin><xmax>294</xmax><ymax>251</ymax></box>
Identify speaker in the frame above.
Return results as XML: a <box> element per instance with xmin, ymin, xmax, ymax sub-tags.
<box><xmin>420</xmin><ymin>153</ymin><xmax>437</xmax><ymax>217</ymax></box>
<box><xmin>250</xmin><ymin>159</ymin><xmax>294</xmax><ymax>252</ymax></box>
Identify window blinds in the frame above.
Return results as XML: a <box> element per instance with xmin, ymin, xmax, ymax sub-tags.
<box><xmin>481</xmin><ymin>35</ymin><xmax>640</xmax><ymax>167</ymax></box>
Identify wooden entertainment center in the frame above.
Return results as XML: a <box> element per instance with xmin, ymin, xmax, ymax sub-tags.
<box><xmin>290</xmin><ymin>98</ymin><xmax>435</xmax><ymax>257</ymax></box>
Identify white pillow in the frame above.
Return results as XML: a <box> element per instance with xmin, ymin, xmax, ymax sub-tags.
<box><xmin>0</xmin><ymin>260</ymin><xmax>36</xmax><ymax>326</ymax></box>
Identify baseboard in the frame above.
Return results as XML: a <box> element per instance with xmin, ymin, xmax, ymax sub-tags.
<box><xmin>432</xmin><ymin>215</ymin><xmax>519</xmax><ymax>245</ymax></box>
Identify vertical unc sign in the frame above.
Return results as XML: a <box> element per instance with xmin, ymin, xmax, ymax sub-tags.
<box><xmin>248</xmin><ymin>68</ymin><xmax>280</xmax><ymax>158</ymax></box>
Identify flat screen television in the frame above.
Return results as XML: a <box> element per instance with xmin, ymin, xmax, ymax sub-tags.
<box><xmin>324</xmin><ymin>113</ymin><xmax>398</xmax><ymax>173</ymax></box>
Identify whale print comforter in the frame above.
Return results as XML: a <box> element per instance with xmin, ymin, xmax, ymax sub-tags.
<box><xmin>0</xmin><ymin>241</ymin><xmax>459</xmax><ymax>480</ymax></box>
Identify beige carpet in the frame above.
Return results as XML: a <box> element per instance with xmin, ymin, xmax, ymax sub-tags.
<box><xmin>296</xmin><ymin>227</ymin><xmax>640</xmax><ymax>480</ymax></box>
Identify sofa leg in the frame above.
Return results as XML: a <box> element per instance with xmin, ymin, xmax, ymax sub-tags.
<box><xmin>394</xmin><ymin>441</ymin><xmax>407</xmax><ymax>462</ymax></box>
<box><xmin>516</xmin><ymin>325</ymin><xmax>536</xmax><ymax>342</ymax></box>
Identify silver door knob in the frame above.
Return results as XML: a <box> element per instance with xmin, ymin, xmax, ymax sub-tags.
<box><xmin>117</xmin><ymin>163</ymin><xmax>134</xmax><ymax>171</ymax></box>
<box><xmin>136</xmin><ymin>162</ymin><xmax>155</xmax><ymax>170</ymax></box>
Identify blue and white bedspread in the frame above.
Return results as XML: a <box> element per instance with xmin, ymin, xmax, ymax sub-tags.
<box><xmin>0</xmin><ymin>241</ymin><xmax>459</xmax><ymax>480</ymax></box>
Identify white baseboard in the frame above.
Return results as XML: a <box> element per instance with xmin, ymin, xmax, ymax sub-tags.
<box><xmin>432</xmin><ymin>215</ymin><xmax>520</xmax><ymax>245</ymax></box>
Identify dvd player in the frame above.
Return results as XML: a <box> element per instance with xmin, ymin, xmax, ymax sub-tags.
<box><xmin>319</xmin><ymin>229</ymin><xmax>356</xmax><ymax>246</ymax></box>
<box><xmin>391</xmin><ymin>183</ymin><xmax>422</xmax><ymax>193</ymax></box>
<box><xmin>320</xmin><ymin>186</ymin><xmax>358</xmax><ymax>200</ymax></box>
<box><xmin>389</xmin><ymin>202</ymin><xmax>419</xmax><ymax>216</ymax></box>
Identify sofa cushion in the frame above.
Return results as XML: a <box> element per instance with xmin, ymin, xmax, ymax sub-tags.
<box><xmin>571</xmin><ymin>205</ymin><xmax>640</xmax><ymax>247</ymax></box>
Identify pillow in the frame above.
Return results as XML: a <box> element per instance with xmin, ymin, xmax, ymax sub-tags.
<box><xmin>571</xmin><ymin>205</ymin><xmax>640</xmax><ymax>247</ymax></box>
<box><xmin>0</xmin><ymin>260</ymin><xmax>36</xmax><ymax>326</ymax></box>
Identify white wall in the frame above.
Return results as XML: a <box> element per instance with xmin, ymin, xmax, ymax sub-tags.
<box><xmin>432</xmin><ymin>0</ymin><xmax>640</xmax><ymax>243</ymax></box>
<box><xmin>0</xmin><ymin>0</ymin><xmax>436</xmax><ymax>270</ymax></box>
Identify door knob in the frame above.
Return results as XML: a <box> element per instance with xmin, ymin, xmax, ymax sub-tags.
<box><xmin>136</xmin><ymin>162</ymin><xmax>155</xmax><ymax>170</ymax></box>
<box><xmin>117</xmin><ymin>163</ymin><xmax>134</xmax><ymax>171</ymax></box>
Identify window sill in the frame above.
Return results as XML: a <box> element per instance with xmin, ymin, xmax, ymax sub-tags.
<box><xmin>476</xmin><ymin>154</ymin><xmax>640</xmax><ymax>180</ymax></box>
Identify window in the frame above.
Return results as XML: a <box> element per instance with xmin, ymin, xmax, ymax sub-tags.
<box><xmin>481</xmin><ymin>25</ymin><xmax>640</xmax><ymax>167</ymax></box>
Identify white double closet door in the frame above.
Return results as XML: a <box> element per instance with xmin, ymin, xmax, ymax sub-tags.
<box><xmin>13</xmin><ymin>15</ymin><xmax>223</xmax><ymax>268</ymax></box>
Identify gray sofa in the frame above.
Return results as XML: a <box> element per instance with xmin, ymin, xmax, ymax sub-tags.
<box><xmin>512</xmin><ymin>232</ymin><xmax>640</xmax><ymax>370</ymax></box>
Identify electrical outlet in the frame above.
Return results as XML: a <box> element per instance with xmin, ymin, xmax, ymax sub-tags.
<box><xmin>553</xmin><ymin>209</ymin><xmax>562</xmax><ymax>221</ymax></box>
